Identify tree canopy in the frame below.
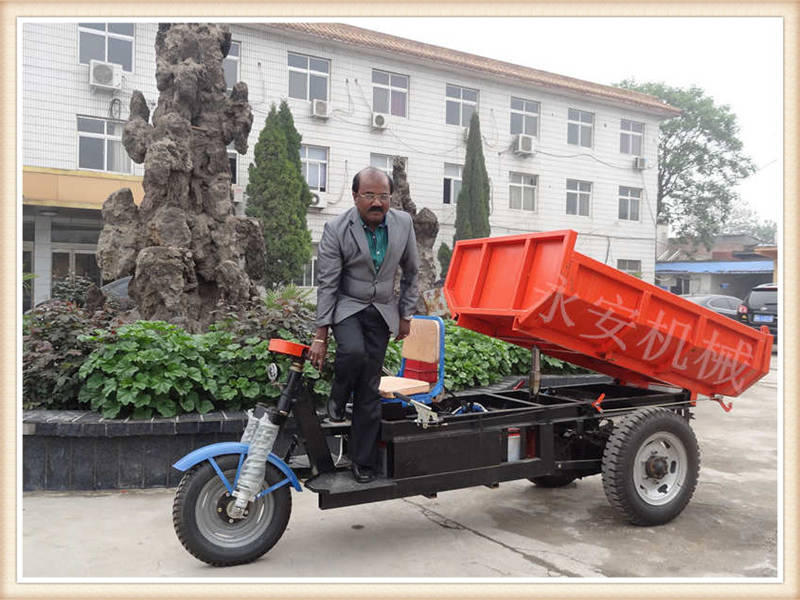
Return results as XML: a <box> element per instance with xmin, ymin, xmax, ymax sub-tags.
<box><xmin>721</xmin><ymin>203</ymin><xmax>777</xmax><ymax>243</ymax></box>
<box><xmin>615</xmin><ymin>81</ymin><xmax>756</xmax><ymax>247</ymax></box>
<box><xmin>453</xmin><ymin>111</ymin><xmax>491</xmax><ymax>243</ymax></box>
<box><xmin>245</xmin><ymin>102</ymin><xmax>312</xmax><ymax>287</ymax></box>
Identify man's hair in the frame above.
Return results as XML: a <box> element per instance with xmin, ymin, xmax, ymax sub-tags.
<box><xmin>352</xmin><ymin>167</ymin><xmax>394</xmax><ymax>195</ymax></box>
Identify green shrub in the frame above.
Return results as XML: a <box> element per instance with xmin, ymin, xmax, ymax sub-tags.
<box><xmin>51</xmin><ymin>275</ymin><xmax>96</xmax><ymax>307</ymax></box>
<box><xmin>78</xmin><ymin>321</ymin><xmax>221</xmax><ymax>419</ymax></box>
<box><xmin>23</xmin><ymin>300</ymin><xmax>122</xmax><ymax>410</ymax></box>
<box><xmin>210</xmin><ymin>285</ymin><xmax>334</xmax><ymax>400</ymax></box>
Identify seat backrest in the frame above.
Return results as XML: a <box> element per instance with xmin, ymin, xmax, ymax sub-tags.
<box><xmin>401</xmin><ymin>318</ymin><xmax>441</xmax><ymax>364</ymax></box>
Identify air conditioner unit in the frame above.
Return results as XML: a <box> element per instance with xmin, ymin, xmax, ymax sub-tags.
<box><xmin>311</xmin><ymin>99</ymin><xmax>330</xmax><ymax>119</ymax></box>
<box><xmin>231</xmin><ymin>184</ymin><xmax>245</xmax><ymax>204</ymax></box>
<box><xmin>89</xmin><ymin>59</ymin><xmax>122</xmax><ymax>91</ymax></box>
<box><xmin>309</xmin><ymin>192</ymin><xmax>327</xmax><ymax>209</ymax></box>
<box><xmin>633</xmin><ymin>157</ymin><xmax>647</xmax><ymax>170</ymax></box>
<box><xmin>371</xmin><ymin>112</ymin><xmax>388</xmax><ymax>129</ymax></box>
<box><xmin>513</xmin><ymin>134</ymin><xmax>535</xmax><ymax>156</ymax></box>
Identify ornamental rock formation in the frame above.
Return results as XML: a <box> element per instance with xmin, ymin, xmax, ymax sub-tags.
<box><xmin>95</xmin><ymin>23</ymin><xmax>265</xmax><ymax>332</ymax></box>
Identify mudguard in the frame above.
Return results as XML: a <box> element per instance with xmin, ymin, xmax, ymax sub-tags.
<box><xmin>171</xmin><ymin>441</ymin><xmax>302</xmax><ymax>491</ymax></box>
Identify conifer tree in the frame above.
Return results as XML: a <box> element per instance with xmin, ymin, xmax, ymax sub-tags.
<box><xmin>453</xmin><ymin>111</ymin><xmax>491</xmax><ymax>244</ymax></box>
<box><xmin>245</xmin><ymin>104</ymin><xmax>312</xmax><ymax>287</ymax></box>
<box><xmin>277</xmin><ymin>100</ymin><xmax>314</xmax><ymax>211</ymax></box>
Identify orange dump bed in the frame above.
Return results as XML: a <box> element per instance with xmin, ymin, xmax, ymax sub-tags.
<box><xmin>443</xmin><ymin>230</ymin><xmax>772</xmax><ymax>398</ymax></box>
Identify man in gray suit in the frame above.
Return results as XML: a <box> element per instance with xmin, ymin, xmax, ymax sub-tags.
<box><xmin>308</xmin><ymin>167</ymin><xmax>419</xmax><ymax>483</ymax></box>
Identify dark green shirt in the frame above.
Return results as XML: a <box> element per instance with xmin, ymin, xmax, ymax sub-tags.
<box><xmin>361</xmin><ymin>217</ymin><xmax>388</xmax><ymax>272</ymax></box>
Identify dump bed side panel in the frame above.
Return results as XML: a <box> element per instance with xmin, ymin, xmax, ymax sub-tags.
<box><xmin>444</xmin><ymin>231</ymin><xmax>772</xmax><ymax>397</ymax></box>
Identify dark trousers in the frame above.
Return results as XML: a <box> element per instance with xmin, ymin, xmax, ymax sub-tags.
<box><xmin>331</xmin><ymin>305</ymin><xmax>390</xmax><ymax>468</ymax></box>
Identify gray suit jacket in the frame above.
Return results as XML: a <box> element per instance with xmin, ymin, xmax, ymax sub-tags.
<box><xmin>315</xmin><ymin>207</ymin><xmax>419</xmax><ymax>335</ymax></box>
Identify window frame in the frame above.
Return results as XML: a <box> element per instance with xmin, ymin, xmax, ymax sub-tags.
<box><xmin>77</xmin><ymin>22</ymin><xmax>135</xmax><ymax>73</ymax></box>
<box><xmin>443</xmin><ymin>163</ymin><xmax>464</xmax><ymax>204</ymax></box>
<box><xmin>565</xmin><ymin>178</ymin><xmax>592</xmax><ymax>217</ymax></box>
<box><xmin>227</xmin><ymin>148</ymin><xmax>238</xmax><ymax>184</ymax></box>
<box><xmin>620</xmin><ymin>118</ymin><xmax>645</xmax><ymax>156</ymax></box>
<box><xmin>291</xmin><ymin>254</ymin><xmax>319</xmax><ymax>287</ymax></box>
<box><xmin>300</xmin><ymin>144</ymin><xmax>329</xmax><ymax>193</ymax></box>
<box><xmin>223</xmin><ymin>40</ymin><xmax>241</xmax><ymax>92</ymax></box>
<box><xmin>618</xmin><ymin>185</ymin><xmax>642</xmax><ymax>222</ymax></box>
<box><xmin>567</xmin><ymin>108</ymin><xmax>594</xmax><ymax>148</ymax></box>
<box><xmin>370</xmin><ymin>153</ymin><xmax>407</xmax><ymax>177</ymax></box>
<box><xmin>372</xmin><ymin>68</ymin><xmax>409</xmax><ymax>118</ymax></box>
<box><xmin>287</xmin><ymin>51</ymin><xmax>330</xmax><ymax>102</ymax></box>
<box><xmin>445</xmin><ymin>84</ymin><xmax>479</xmax><ymax>127</ymax></box>
<box><xmin>508</xmin><ymin>172</ymin><xmax>538</xmax><ymax>212</ymax></box>
<box><xmin>510</xmin><ymin>96</ymin><xmax>540</xmax><ymax>137</ymax></box>
<box><xmin>617</xmin><ymin>259</ymin><xmax>642</xmax><ymax>276</ymax></box>
<box><xmin>76</xmin><ymin>115</ymin><xmax>132</xmax><ymax>174</ymax></box>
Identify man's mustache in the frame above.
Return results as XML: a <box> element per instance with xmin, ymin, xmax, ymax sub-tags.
<box><xmin>368</xmin><ymin>207</ymin><xmax>384</xmax><ymax>212</ymax></box>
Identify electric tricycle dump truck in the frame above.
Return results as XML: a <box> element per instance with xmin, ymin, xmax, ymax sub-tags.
<box><xmin>172</xmin><ymin>230</ymin><xmax>773</xmax><ymax>566</ymax></box>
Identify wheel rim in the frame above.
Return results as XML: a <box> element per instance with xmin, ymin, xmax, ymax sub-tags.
<box><xmin>194</xmin><ymin>470</ymin><xmax>275</xmax><ymax>549</ymax></box>
<box><xmin>632</xmin><ymin>431</ymin><xmax>688</xmax><ymax>506</ymax></box>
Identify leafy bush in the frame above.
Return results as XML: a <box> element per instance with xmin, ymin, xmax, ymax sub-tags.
<box><xmin>76</xmin><ymin>287</ymin><xmax>335</xmax><ymax>419</ymax></box>
<box><xmin>209</xmin><ymin>285</ymin><xmax>334</xmax><ymax>400</ymax></box>
<box><xmin>23</xmin><ymin>300</ymin><xmax>122</xmax><ymax>410</ymax></box>
<box><xmin>77</xmin><ymin>321</ymin><xmax>220</xmax><ymax>419</ymax></box>
<box><xmin>51</xmin><ymin>275</ymin><xmax>96</xmax><ymax>307</ymax></box>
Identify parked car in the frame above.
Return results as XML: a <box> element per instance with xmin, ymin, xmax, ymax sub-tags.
<box><xmin>738</xmin><ymin>283</ymin><xmax>778</xmax><ymax>340</ymax></box>
<box><xmin>681</xmin><ymin>294</ymin><xmax>743</xmax><ymax>320</ymax></box>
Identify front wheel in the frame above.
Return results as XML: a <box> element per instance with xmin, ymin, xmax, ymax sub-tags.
<box><xmin>172</xmin><ymin>454</ymin><xmax>292</xmax><ymax>566</ymax></box>
<box><xmin>601</xmin><ymin>408</ymin><xmax>700</xmax><ymax>526</ymax></box>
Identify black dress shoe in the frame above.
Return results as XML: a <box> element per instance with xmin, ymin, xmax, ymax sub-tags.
<box><xmin>327</xmin><ymin>396</ymin><xmax>346</xmax><ymax>422</ymax></box>
<box><xmin>351</xmin><ymin>463</ymin><xmax>375</xmax><ymax>483</ymax></box>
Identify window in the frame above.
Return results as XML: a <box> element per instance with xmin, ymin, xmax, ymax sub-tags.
<box><xmin>443</xmin><ymin>163</ymin><xmax>463</xmax><ymax>204</ymax></box>
<box><xmin>618</xmin><ymin>186</ymin><xmax>642</xmax><ymax>221</ymax></box>
<box><xmin>300</xmin><ymin>145</ymin><xmax>328</xmax><ymax>192</ymax></box>
<box><xmin>370</xmin><ymin>153</ymin><xmax>406</xmax><ymax>176</ymax></box>
<box><xmin>228</xmin><ymin>151</ymin><xmax>238</xmax><ymax>184</ymax></box>
<box><xmin>509</xmin><ymin>172</ymin><xmax>537</xmax><ymax>211</ymax></box>
<box><xmin>77</xmin><ymin>116</ymin><xmax>132</xmax><ymax>173</ymax></box>
<box><xmin>620</xmin><ymin>119</ymin><xmax>644</xmax><ymax>155</ymax></box>
<box><xmin>223</xmin><ymin>41</ymin><xmax>240</xmax><ymax>91</ymax></box>
<box><xmin>567</xmin><ymin>108</ymin><xmax>594</xmax><ymax>147</ymax></box>
<box><xmin>617</xmin><ymin>259</ymin><xmax>642</xmax><ymax>276</ymax></box>
<box><xmin>51</xmin><ymin>250</ymin><xmax>102</xmax><ymax>289</ymax></box>
<box><xmin>78</xmin><ymin>23</ymin><xmax>134</xmax><ymax>72</ymax></box>
<box><xmin>445</xmin><ymin>84</ymin><xmax>478</xmax><ymax>126</ymax></box>
<box><xmin>510</xmin><ymin>97</ymin><xmax>540</xmax><ymax>136</ymax></box>
<box><xmin>288</xmin><ymin>52</ymin><xmax>329</xmax><ymax>101</ymax></box>
<box><xmin>372</xmin><ymin>69</ymin><xmax>408</xmax><ymax>117</ymax></box>
<box><xmin>292</xmin><ymin>255</ymin><xmax>319</xmax><ymax>287</ymax></box>
<box><xmin>566</xmin><ymin>179</ymin><xmax>591</xmax><ymax>216</ymax></box>
<box><xmin>671</xmin><ymin>277</ymin><xmax>690</xmax><ymax>295</ymax></box>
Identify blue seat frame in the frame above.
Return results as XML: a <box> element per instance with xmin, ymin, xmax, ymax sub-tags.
<box><xmin>381</xmin><ymin>315</ymin><xmax>445</xmax><ymax>407</ymax></box>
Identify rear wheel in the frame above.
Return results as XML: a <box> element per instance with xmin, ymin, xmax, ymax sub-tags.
<box><xmin>602</xmin><ymin>408</ymin><xmax>699</xmax><ymax>526</ymax></box>
<box><xmin>172</xmin><ymin>454</ymin><xmax>292</xmax><ymax>566</ymax></box>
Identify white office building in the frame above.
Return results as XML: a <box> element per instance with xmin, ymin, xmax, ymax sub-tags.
<box><xmin>22</xmin><ymin>21</ymin><xmax>679</xmax><ymax>308</ymax></box>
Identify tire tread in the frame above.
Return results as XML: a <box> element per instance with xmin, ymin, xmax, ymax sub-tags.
<box><xmin>601</xmin><ymin>407</ymin><xmax>700</xmax><ymax>526</ymax></box>
<box><xmin>172</xmin><ymin>456</ymin><xmax>292</xmax><ymax>567</ymax></box>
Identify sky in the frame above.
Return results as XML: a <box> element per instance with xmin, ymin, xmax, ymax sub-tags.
<box><xmin>335</xmin><ymin>17</ymin><xmax>783</xmax><ymax>225</ymax></box>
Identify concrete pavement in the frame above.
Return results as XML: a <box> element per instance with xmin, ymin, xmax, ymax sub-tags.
<box><xmin>21</xmin><ymin>364</ymin><xmax>779</xmax><ymax>579</ymax></box>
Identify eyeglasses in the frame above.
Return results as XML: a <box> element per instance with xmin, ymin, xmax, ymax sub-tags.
<box><xmin>358</xmin><ymin>192</ymin><xmax>391</xmax><ymax>202</ymax></box>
